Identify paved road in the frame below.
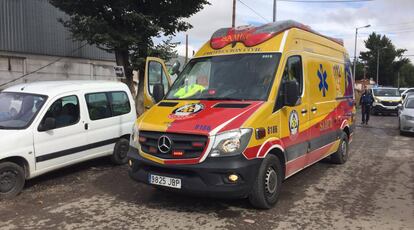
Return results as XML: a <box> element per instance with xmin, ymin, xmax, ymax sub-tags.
<box><xmin>1</xmin><ymin>114</ymin><xmax>413</xmax><ymax>230</ymax></box>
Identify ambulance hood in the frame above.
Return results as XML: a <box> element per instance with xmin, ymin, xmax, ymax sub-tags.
<box><xmin>138</xmin><ymin>100</ymin><xmax>264</xmax><ymax>136</ymax></box>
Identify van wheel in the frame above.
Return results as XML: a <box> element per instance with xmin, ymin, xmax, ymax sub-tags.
<box><xmin>331</xmin><ymin>133</ymin><xmax>349</xmax><ymax>164</ymax></box>
<box><xmin>0</xmin><ymin>162</ymin><xmax>25</xmax><ymax>199</ymax></box>
<box><xmin>111</xmin><ymin>138</ymin><xmax>130</xmax><ymax>165</ymax></box>
<box><xmin>248</xmin><ymin>155</ymin><xmax>283</xmax><ymax>209</ymax></box>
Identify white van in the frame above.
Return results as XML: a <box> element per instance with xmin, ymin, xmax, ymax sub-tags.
<box><xmin>0</xmin><ymin>81</ymin><xmax>136</xmax><ymax>198</ymax></box>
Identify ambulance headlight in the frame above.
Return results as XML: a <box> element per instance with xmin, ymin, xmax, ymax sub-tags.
<box><xmin>209</xmin><ymin>129</ymin><xmax>252</xmax><ymax>157</ymax></box>
<box><xmin>130</xmin><ymin>124</ymin><xmax>140</xmax><ymax>149</ymax></box>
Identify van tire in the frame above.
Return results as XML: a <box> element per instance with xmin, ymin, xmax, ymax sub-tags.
<box><xmin>331</xmin><ymin>133</ymin><xmax>349</xmax><ymax>164</ymax></box>
<box><xmin>248</xmin><ymin>155</ymin><xmax>282</xmax><ymax>209</ymax></box>
<box><xmin>0</xmin><ymin>162</ymin><xmax>25</xmax><ymax>199</ymax></box>
<box><xmin>111</xmin><ymin>138</ymin><xmax>130</xmax><ymax>165</ymax></box>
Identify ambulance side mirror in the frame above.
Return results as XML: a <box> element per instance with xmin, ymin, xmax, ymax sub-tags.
<box><xmin>171</xmin><ymin>61</ymin><xmax>181</xmax><ymax>75</ymax></box>
<box><xmin>284</xmin><ymin>81</ymin><xmax>300</xmax><ymax>107</ymax></box>
<box><xmin>153</xmin><ymin>83</ymin><xmax>165</xmax><ymax>103</ymax></box>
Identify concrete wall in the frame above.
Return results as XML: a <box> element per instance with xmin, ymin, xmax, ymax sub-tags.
<box><xmin>0</xmin><ymin>51</ymin><xmax>117</xmax><ymax>89</ymax></box>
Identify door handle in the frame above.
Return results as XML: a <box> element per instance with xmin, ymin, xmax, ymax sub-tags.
<box><xmin>311</xmin><ymin>107</ymin><xmax>318</xmax><ymax>112</ymax></box>
<box><xmin>84</xmin><ymin>123</ymin><xmax>89</xmax><ymax>130</ymax></box>
<box><xmin>301</xmin><ymin>109</ymin><xmax>308</xmax><ymax>114</ymax></box>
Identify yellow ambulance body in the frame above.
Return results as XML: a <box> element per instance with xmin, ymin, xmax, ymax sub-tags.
<box><xmin>129</xmin><ymin>20</ymin><xmax>356</xmax><ymax>209</ymax></box>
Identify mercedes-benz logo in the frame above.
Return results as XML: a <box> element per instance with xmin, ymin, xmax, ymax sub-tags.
<box><xmin>158</xmin><ymin>135</ymin><xmax>172</xmax><ymax>153</ymax></box>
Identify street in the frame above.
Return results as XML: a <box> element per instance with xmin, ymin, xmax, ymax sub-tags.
<box><xmin>1</xmin><ymin>114</ymin><xmax>413</xmax><ymax>230</ymax></box>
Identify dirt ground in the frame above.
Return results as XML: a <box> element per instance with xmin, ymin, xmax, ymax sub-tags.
<box><xmin>1</xmin><ymin>114</ymin><xmax>413</xmax><ymax>230</ymax></box>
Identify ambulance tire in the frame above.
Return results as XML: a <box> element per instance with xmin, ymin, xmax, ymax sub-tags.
<box><xmin>331</xmin><ymin>132</ymin><xmax>349</xmax><ymax>164</ymax></box>
<box><xmin>249</xmin><ymin>155</ymin><xmax>282</xmax><ymax>209</ymax></box>
<box><xmin>111</xmin><ymin>138</ymin><xmax>130</xmax><ymax>165</ymax></box>
<box><xmin>0</xmin><ymin>162</ymin><xmax>25</xmax><ymax>199</ymax></box>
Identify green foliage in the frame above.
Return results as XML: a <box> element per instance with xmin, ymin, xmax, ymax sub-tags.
<box><xmin>399</xmin><ymin>63</ymin><xmax>414</xmax><ymax>87</ymax></box>
<box><xmin>49</xmin><ymin>0</ymin><xmax>209</xmax><ymax>71</ymax></box>
<box><xmin>359</xmin><ymin>32</ymin><xmax>409</xmax><ymax>86</ymax></box>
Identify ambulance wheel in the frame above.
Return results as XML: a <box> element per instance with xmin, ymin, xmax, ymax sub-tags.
<box><xmin>249</xmin><ymin>155</ymin><xmax>282</xmax><ymax>209</ymax></box>
<box><xmin>0</xmin><ymin>162</ymin><xmax>25</xmax><ymax>199</ymax></box>
<box><xmin>331</xmin><ymin>133</ymin><xmax>349</xmax><ymax>164</ymax></box>
<box><xmin>111</xmin><ymin>138</ymin><xmax>130</xmax><ymax>165</ymax></box>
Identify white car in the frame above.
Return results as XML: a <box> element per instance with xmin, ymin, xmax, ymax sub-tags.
<box><xmin>0</xmin><ymin>81</ymin><xmax>136</xmax><ymax>198</ymax></box>
<box><xmin>370</xmin><ymin>87</ymin><xmax>401</xmax><ymax>115</ymax></box>
<box><xmin>401</xmin><ymin>88</ymin><xmax>414</xmax><ymax>102</ymax></box>
<box><xmin>399</xmin><ymin>95</ymin><xmax>414</xmax><ymax>135</ymax></box>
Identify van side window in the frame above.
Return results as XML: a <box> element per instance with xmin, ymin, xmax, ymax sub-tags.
<box><xmin>40</xmin><ymin>95</ymin><xmax>80</xmax><ymax>129</ymax></box>
<box><xmin>109</xmin><ymin>92</ymin><xmax>131</xmax><ymax>116</ymax></box>
<box><xmin>274</xmin><ymin>56</ymin><xmax>303</xmax><ymax>111</ymax></box>
<box><xmin>85</xmin><ymin>91</ymin><xmax>131</xmax><ymax>120</ymax></box>
<box><xmin>85</xmin><ymin>93</ymin><xmax>111</xmax><ymax>120</ymax></box>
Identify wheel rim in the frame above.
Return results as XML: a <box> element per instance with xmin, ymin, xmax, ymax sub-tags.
<box><xmin>265</xmin><ymin>167</ymin><xmax>277</xmax><ymax>194</ymax></box>
<box><xmin>0</xmin><ymin>170</ymin><xmax>18</xmax><ymax>193</ymax></box>
<box><xmin>119</xmin><ymin>143</ymin><xmax>129</xmax><ymax>159</ymax></box>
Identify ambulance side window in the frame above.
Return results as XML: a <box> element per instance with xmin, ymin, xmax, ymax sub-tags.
<box><xmin>274</xmin><ymin>55</ymin><xmax>303</xmax><ymax>111</ymax></box>
<box><xmin>282</xmin><ymin>56</ymin><xmax>303</xmax><ymax>94</ymax></box>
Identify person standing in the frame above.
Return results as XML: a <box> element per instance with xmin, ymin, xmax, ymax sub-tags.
<box><xmin>359</xmin><ymin>88</ymin><xmax>374</xmax><ymax>125</ymax></box>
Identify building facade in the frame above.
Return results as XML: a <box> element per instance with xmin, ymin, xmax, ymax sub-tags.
<box><xmin>0</xmin><ymin>0</ymin><xmax>117</xmax><ymax>89</ymax></box>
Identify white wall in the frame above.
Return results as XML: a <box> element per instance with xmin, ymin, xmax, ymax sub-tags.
<box><xmin>0</xmin><ymin>51</ymin><xmax>117</xmax><ymax>89</ymax></box>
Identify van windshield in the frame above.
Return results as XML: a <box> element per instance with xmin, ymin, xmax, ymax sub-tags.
<box><xmin>373</xmin><ymin>88</ymin><xmax>400</xmax><ymax>97</ymax></box>
<box><xmin>165</xmin><ymin>53</ymin><xmax>281</xmax><ymax>101</ymax></box>
<box><xmin>0</xmin><ymin>92</ymin><xmax>47</xmax><ymax>129</ymax></box>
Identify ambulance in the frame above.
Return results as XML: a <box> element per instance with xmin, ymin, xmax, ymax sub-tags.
<box><xmin>128</xmin><ymin>20</ymin><xmax>356</xmax><ymax>209</ymax></box>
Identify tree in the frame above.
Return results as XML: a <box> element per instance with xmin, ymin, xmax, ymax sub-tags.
<box><xmin>49</xmin><ymin>0</ymin><xmax>209</xmax><ymax>115</ymax></box>
<box><xmin>359</xmin><ymin>33</ymin><xmax>409</xmax><ymax>86</ymax></box>
<box><xmin>399</xmin><ymin>62</ymin><xmax>414</xmax><ymax>87</ymax></box>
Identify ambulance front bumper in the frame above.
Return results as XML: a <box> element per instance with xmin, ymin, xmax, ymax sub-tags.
<box><xmin>127</xmin><ymin>147</ymin><xmax>262</xmax><ymax>199</ymax></box>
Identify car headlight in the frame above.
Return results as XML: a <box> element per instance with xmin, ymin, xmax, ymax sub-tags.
<box><xmin>209</xmin><ymin>129</ymin><xmax>252</xmax><ymax>157</ymax></box>
<box><xmin>130</xmin><ymin>124</ymin><xmax>140</xmax><ymax>149</ymax></box>
<box><xmin>374</xmin><ymin>98</ymin><xmax>381</xmax><ymax>103</ymax></box>
<box><xmin>403</xmin><ymin>115</ymin><xmax>414</xmax><ymax>121</ymax></box>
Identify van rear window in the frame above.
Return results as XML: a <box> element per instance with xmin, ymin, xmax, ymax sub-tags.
<box><xmin>85</xmin><ymin>91</ymin><xmax>131</xmax><ymax>120</ymax></box>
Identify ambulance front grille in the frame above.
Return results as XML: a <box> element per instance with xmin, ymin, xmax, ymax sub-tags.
<box><xmin>139</xmin><ymin>131</ymin><xmax>208</xmax><ymax>159</ymax></box>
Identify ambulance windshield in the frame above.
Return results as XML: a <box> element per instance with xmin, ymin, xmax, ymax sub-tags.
<box><xmin>166</xmin><ymin>53</ymin><xmax>281</xmax><ymax>101</ymax></box>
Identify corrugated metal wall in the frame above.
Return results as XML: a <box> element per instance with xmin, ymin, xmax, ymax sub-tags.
<box><xmin>0</xmin><ymin>0</ymin><xmax>115</xmax><ymax>61</ymax></box>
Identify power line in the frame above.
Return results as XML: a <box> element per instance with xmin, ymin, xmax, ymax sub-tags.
<box><xmin>277</xmin><ymin>0</ymin><xmax>373</xmax><ymax>2</ymax></box>
<box><xmin>237</xmin><ymin>0</ymin><xmax>270</xmax><ymax>23</ymax></box>
<box><xmin>0</xmin><ymin>42</ymin><xmax>89</xmax><ymax>88</ymax></box>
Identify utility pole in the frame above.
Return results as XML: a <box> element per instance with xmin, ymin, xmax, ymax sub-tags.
<box><xmin>273</xmin><ymin>0</ymin><xmax>277</xmax><ymax>22</ymax></box>
<box><xmin>232</xmin><ymin>0</ymin><xmax>236</xmax><ymax>28</ymax></box>
<box><xmin>185</xmin><ymin>34</ymin><xmax>189</xmax><ymax>64</ymax></box>
<box><xmin>398</xmin><ymin>72</ymin><xmax>400</xmax><ymax>89</ymax></box>
<box><xmin>353</xmin><ymin>25</ymin><xmax>371</xmax><ymax>83</ymax></box>
<box><xmin>376</xmin><ymin>49</ymin><xmax>380</xmax><ymax>86</ymax></box>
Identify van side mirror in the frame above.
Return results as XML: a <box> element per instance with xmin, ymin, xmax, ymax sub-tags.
<box><xmin>153</xmin><ymin>83</ymin><xmax>165</xmax><ymax>103</ymax></box>
<box><xmin>39</xmin><ymin>117</ymin><xmax>56</xmax><ymax>131</ymax></box>
<box><xmin>171</xmin><ymin>61</ymin><xmax>181</xmax><ymax>75</ymax></box>
<box><xmin>284</xmin><ymin>81</ymin><xmax>300</xmax><ymax>107</ymax></box>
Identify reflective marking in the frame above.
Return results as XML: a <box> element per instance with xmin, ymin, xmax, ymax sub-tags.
<box><xmin>279</xmin><ymin>31</ymin><xmax>289</xmax><ymax>52</ymax></box>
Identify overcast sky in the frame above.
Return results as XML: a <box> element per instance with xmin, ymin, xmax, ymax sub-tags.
<box><xmin>172</xmin><ymin>0</ymin><xmax>414</xmax><ymax>62</ymax></box>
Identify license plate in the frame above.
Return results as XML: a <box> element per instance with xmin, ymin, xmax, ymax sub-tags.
<box><xmin>149</xmin><ymin>174</ymin><xmax>181</xmax><ymax>189</ymax></box>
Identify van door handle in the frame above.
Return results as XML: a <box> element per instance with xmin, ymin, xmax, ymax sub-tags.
<box><xmin>311</xmin><ymin>107</ymin><xmax>318</xmax><ymax>112</ymax></box>
<box><xmin>84</xmin><ymin>123</ymin><xmax>89</xmax><ymax>130</ymax></box>
<box><xmin>301</xmin><ymin>109</ymin><xmax>308</xmax><ymax>114</ymax></box>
